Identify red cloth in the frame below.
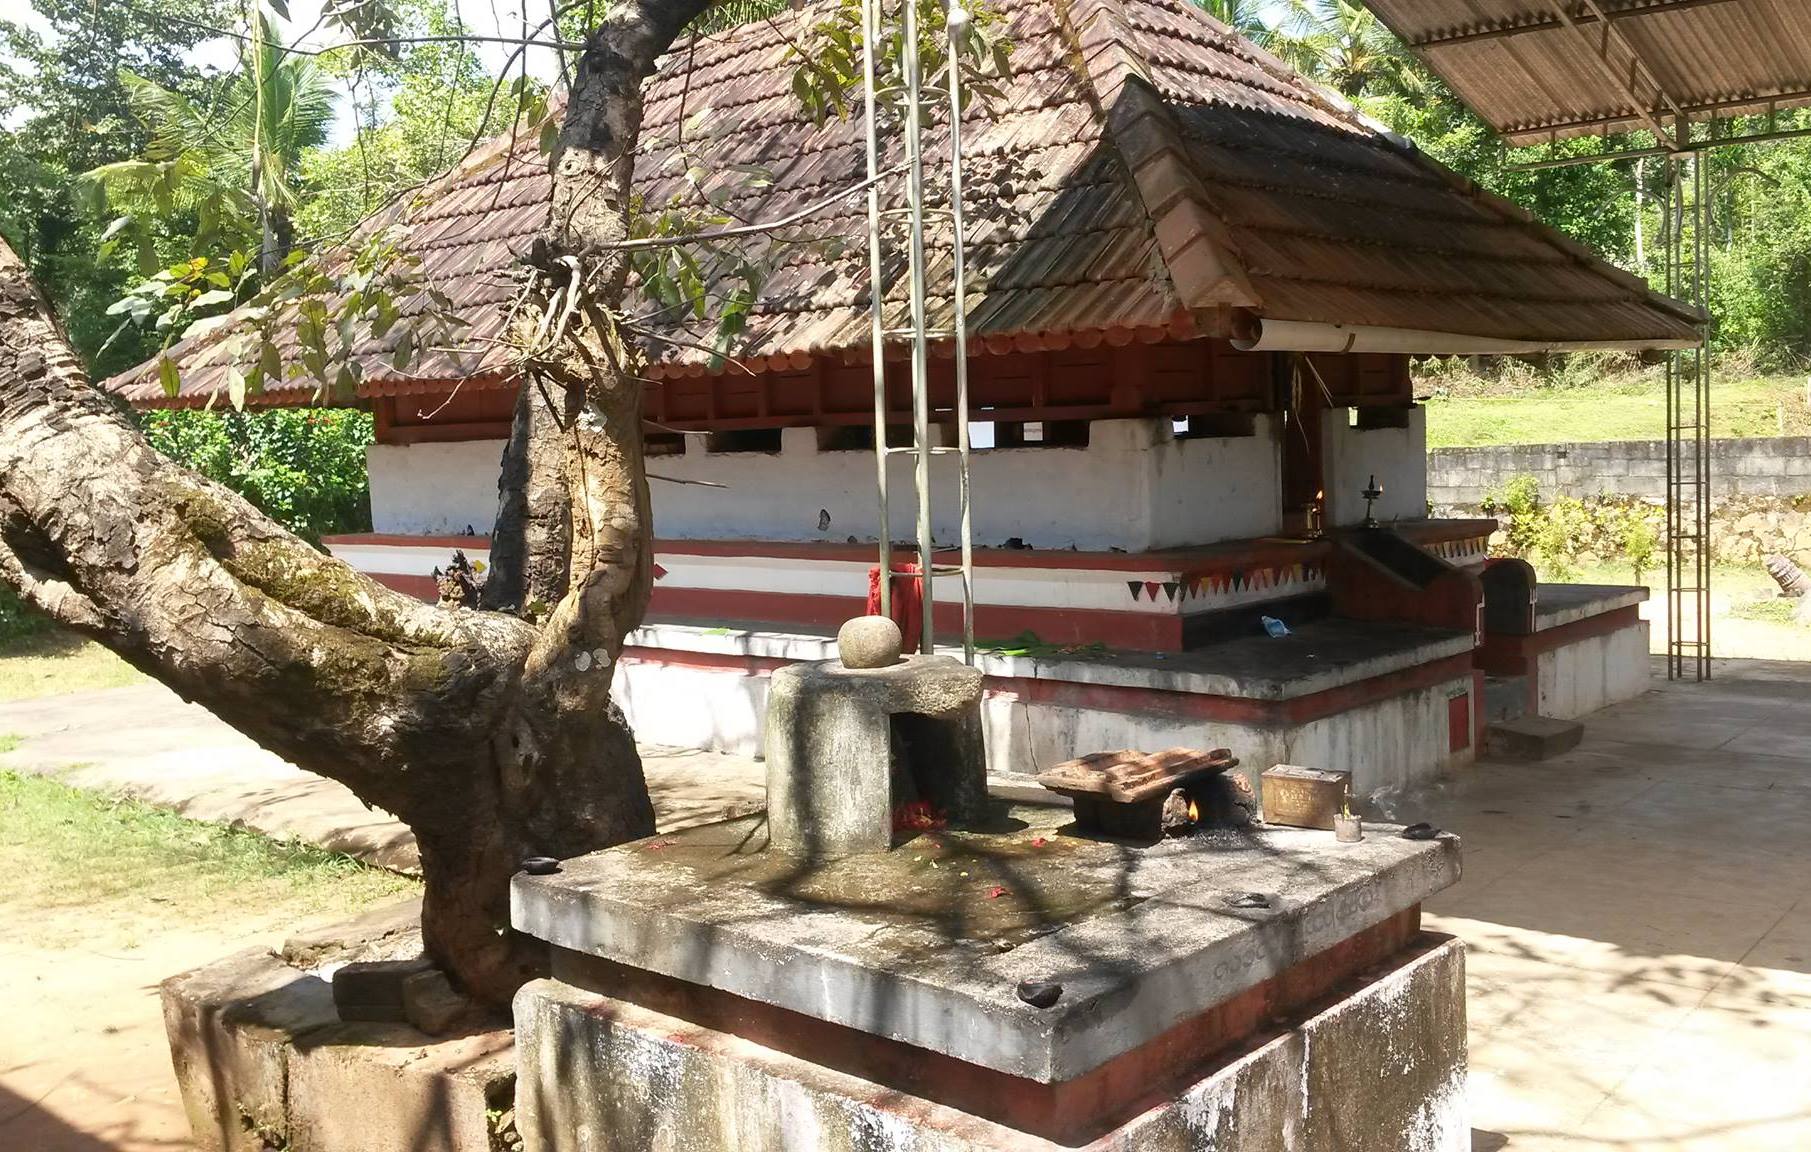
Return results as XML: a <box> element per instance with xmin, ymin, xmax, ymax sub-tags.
<box><xmin>867</xmin><ymin>561</ymin><xmax>925</xmax><ymax>653</ymax></box>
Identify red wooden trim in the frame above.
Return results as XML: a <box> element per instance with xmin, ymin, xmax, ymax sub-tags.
<box><xmin>650</xmin><ymin>537</ymin><xmax>1333</xmax><ymax>574</ymax></box>
<box><xmin>369</xmin><ymin>572</ymin><xmax>439</xmax><ymax>600</ymax></box>
<box><xmin>1477</xmin><ymin>604</ymin><xmax>1642</xmax><ymax>675</ymax></box>
<box><xmin>326</xmin><ymin>533</ymin><xmax>493</xmax><ymax>550</ymax></box>
<box><xmin>360</xmin><ymin>373</ymin><xmax>517</xmax><ymax>398</ymax></box>
<box><xmin>377</xmin><ymin>420</ymin><xmax>513</xmax><ymax>445</ymax></box>
<box><xmin>328</xmin><ymin>531</ymin><xmax>1326</xmax><ymax>576</ymax></box>
<box><xmin>650</xmin><ymin>588</ymin><xmax>868</xmax><ymax>632</ymax></box>
<box><xmin>648</xmin><ymin>588</ymin><xmax>1186</xmax><ymax>651</ymax></box>
<box><xmin>619</xmin><ymin>646</ymin><xmax>794</xmax><ymax>675</ymax></box>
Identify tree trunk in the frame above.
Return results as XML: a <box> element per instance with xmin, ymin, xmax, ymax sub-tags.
<box><xmin>0</xmin><ymin>0</ymin><xmax>711</xmax><ymax>1010</ymax></box>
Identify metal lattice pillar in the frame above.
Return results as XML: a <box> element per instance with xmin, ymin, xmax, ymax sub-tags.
<box><xmin>1664</xmin><ymin>149</ymin><xmax>1712</xmax><ymax>681</ymax></box>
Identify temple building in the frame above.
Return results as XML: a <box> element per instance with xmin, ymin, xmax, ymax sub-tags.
<box><xmin>108</xmin><ymin>0</ymin><xmax>1699</xmax><ymax>795</ymax></box>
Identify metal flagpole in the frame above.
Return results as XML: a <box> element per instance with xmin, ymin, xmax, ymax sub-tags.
<box><xmin>900</xmin><ymin>0</ymin><xmax>936</xmax><ymax>658</ymax></box>
<box><xmin>862</xmin><ymin>0</ymin><xmax>891</xmax><ymax>618</ymax></box>
<box><xmin>945</xmin><ymin>1</ymin><xmax>975</xmax><ymax>664</ymax></box>
<box><xmin>861</xmin><ymin>0</ymin><xmax>977</xmax><ymax>664</ymax></box>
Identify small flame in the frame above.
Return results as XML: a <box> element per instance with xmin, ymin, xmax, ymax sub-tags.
<box><xmin>1186</xmin><ymin>797</ymin><xmax>1200</xmax><ymax>824</ymax></box>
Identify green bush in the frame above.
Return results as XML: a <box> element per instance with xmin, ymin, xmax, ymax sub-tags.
<box><xmin>1482</xmin><ymin>474</ymin><xmax>1664</xmax><ymax>582</ymax></box>
<box><xmin>1482</xmin><ymin>474</ymin><xmax>1544</xmax><ymax>555</ymax></box>
<box><xmin>138</xmin><ymin>409</ymin><xmax>375</xmax><ymax>542</ymax></box>
<box><xmin>0</xmin><ymin>584</ymin><xmax>51</xmax><ymax>647</ymax></box>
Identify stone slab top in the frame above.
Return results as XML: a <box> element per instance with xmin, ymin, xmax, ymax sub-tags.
<box><xmin>1534</xmin><ymin>583</ymin><xmax>1649</xmax><ymax>631</ymax></box>
<box><xmin>633</xmin><ymin>617</ymin><xmax>1476</xmax><ymax>702</ymax></box>
<box><xmin>512</xmin><ymin>805</ymin><xmax>1460</xmax><ymax>1084</ymax></box>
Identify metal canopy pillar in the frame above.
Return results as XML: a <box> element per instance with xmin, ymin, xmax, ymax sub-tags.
<box><xmin>1664</xmin><ymin>144</ymin><xmax>1713</xmax><ymax>681</ymax></box>
<box><xmin>1492</xmin><ymin>11</ymin><xmax>1716</xmax><ymax>683</ymax></box>
<box><xmin>860</xmin><ymin>0</ymin><xmax>977</xmax><ymax>663</ymax></box>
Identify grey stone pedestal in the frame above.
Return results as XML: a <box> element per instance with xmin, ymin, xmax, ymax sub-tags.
<box><xmin>765</xmin><ymin>654</ymin><xmax>986</xmax><ymax>859</ymax></box>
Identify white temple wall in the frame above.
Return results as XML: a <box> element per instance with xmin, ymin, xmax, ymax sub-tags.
<box><xmin>1321</xmin><ymin>406</ymin><xmax>1429</xmax><ymax>527</ymax></box>
<box><xmin>1285</xmin><ymin>674</ymin><xmax>1477</xmax><ymax>798</ymax></box>
<box><xmin>363</xmin><ymin>417</ymin><xmax>1287</xmax><ymax>549</ymax></box>
<box><xmin>609</xmin><ymin>654</ymin><xmax>1473</xmax><ymax>794</ymax></box>
<box><xmin>367</xmin><ymin>440</ymin><xmax>507</xmax><ymax>535</ymax></box>
<box><xmin>1146</xmin><ymin>415</ymin><xmax>1284</xmax><ymax>548</ymax></box>
<box><xmin>1537</xmin><ymin>620</ymin><xmax>1651</xmax><ymax>720</ymax></box>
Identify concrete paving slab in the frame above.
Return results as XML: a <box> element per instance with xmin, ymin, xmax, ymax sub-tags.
<box><xmin>7</xmin><ymin>653</ymin><xmax>1811</xmax><ymax>1151</ymax></box>
<box><xmin>1425</xmin><ymin>664</ymin><xmax>1811</xmax><ymax>1151</ymax></box>
<box><xmin>1432</xmin><ymin>871</ymin><xmax>1782</xmax><ymax>991</ymax></box>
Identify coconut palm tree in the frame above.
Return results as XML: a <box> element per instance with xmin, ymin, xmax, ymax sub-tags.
<box><xmin>1276</xmin><ymin>0</ymin><xmax>1406</xmax><ymax>99</ymax></box>
<box><xmin>84</xmin><ymin>11</ymin><xmax>336</xmax><ymax>275</ymax></box>
<box><xmin>1193</xmin><ymin>0</ymin><xmax>1296</xmax><ymax>58</ymax></box>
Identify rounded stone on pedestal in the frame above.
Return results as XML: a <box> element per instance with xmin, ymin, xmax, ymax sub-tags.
<box><xmin>836</xmin><ymin>615</ymin><xmax>904</xmax><ymax>669</ymax></box>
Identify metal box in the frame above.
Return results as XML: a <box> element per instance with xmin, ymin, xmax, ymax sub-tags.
<box><xmin>1260</xmin><ymin>764</ymin><xmax>1351</xmax><ymax>830</ymax></box>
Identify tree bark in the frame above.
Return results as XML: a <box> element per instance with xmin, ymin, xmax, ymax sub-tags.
<box><xmin>0</xmin><ymin>0</ymin><xmax>711</xmax><ymax>1009</ymax></box>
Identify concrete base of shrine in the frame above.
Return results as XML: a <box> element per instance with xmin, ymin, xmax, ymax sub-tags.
<box><xmin>613</xmin><ymin>619</ymin><xmax>1481</xmax><ymax>798</ymax></box>
<box><xmin>514</xmin><ymin>935</ymin><xmax>1467</xmax><ymax>1152</ymax></box>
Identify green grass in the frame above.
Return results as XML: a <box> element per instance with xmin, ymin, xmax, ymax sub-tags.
<box><xmin>0</xmin><ymin>769</ymin><xmax>417</xmax><ymax>947</ymax></box>
<box><xmin>1424</xmin><ymin>373</ymin><xmax>1811</xmax><ymax>448</ymax></box>
<box><xmin>1730</xmin><ymin>597</ymin><xmax>1807</xmax><ymax>624</ymax></box>
<box><xmin>0</xmin><ymin>734</ymin><xmax>18</xmax><ymax>754</ymax></box>
<box><xmin>0</xmin><ymin>630</ymin><xmax>146</xmax><ymax>702</ymax></box>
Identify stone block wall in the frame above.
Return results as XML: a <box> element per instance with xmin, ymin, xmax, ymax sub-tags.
<box><xmin>1708</xmin><ymin>496</ymin><xmax>1811</xmax><ymax>565</ymax></box>
<box><xmin>1429</xmin><ymin>436</ymin><xmax>1811</xmax><ymax>507</ymax></box>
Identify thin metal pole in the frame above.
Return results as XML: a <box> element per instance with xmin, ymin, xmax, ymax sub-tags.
<box><xmin>1666</xmin><ymin>154</ymin><xmax>1684</xmax><ymax>681</ymax></box>
<box><xmin>945</xmin><ymin>1</ymin><xmax>974</xmax><ymax>665</ymax></box>
<box><xmin>1696</xmin><ymin>153</ymin><xmax>1713</xmax><ymax>680</ymax></box>
<box><xmin>862</xmin><ymin>0</ymin><xmax>891</xmax><ymax>617</ymax></box>
<box><xmin>900</xmin><ymin>0</ymin><xmax>936</xmax><ymax>656</ymax></box>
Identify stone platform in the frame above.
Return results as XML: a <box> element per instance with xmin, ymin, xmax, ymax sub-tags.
<box><xmin>515</xmin><ymin>934</ymin><xmax>1466</xmax><ymax>1151</ymax></box>
<box><xmin>512</xmin><ymin>805</ymin><xmax>1465</xmax><ymax>1149</ymax></box>
<box><xmin>514</xmin><ymin>804</ymin><xmax>1458</xmax><ymax>1083</ymax></box>
<box><xmin>160</xmin><ymin>900</ymin><xmax>516</xmax><ymax>1152</ymax></box>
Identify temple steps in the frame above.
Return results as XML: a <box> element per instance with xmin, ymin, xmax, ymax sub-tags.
<box><xmin>1485</xmin><ymin>715</ymin><xmax>1586</xmax><ymax>762</ymax></box>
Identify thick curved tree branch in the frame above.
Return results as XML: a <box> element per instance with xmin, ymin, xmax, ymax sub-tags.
<box><xmin>0</xmin><ymin>0</ymin><xmax>717</xmax><ymax>1009</ymax></box>
<box><xmin>1</xmin><ymin>242</ymin><xmax>536</xmax><ymax>809</ymax></box>
<box><xmin>490</xmin><ymin>0</ymin><xmax>713</xmax><ymax>847</ymax></box>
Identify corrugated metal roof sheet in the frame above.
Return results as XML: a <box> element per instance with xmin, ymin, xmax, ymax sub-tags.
<box><xmin>108</xmin><ymin>0</ymin><xmax>1702</xmax><ymax>408</ymax></box>
<box><xmin>1363</xmin><ymin>0</ymin><xmax>1811</xmax><ymax>144</ymax></box>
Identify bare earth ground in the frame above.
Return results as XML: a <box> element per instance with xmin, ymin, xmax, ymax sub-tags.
<box><xmin>0</xmin><ymin>767</ymin><xmax>418</xmax><ymax>1152</ymax></box>
<box><xmin>4</xmin><ymin>661</ymin><xmax>1811</xmax><ymax>1150</ymax></box>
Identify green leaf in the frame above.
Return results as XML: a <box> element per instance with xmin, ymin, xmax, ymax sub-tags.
<box><xmin>181</xmin><ymin>313</ymin><xmax>239</xmax><ymax>341</ymax></box>
<box><xmin>192</xmin><ymin>289</ymin><xmax>236</xmax><ymax>309</ymax></box>
<box><xmin>226</xmin><ymin>366</ymin><xmax>247</xmax><ymax>411</ymax></box>
<box><xmin>158</xmin><ymin>355</ymin><xmax>181</xmax><ymax>398</ymax></box>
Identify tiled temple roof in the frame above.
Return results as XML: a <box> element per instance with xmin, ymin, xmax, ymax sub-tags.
<box><xmin>107</xmin><ymin>0</ymin><xmax>1702</xmax><ymax>408</ymax></box>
